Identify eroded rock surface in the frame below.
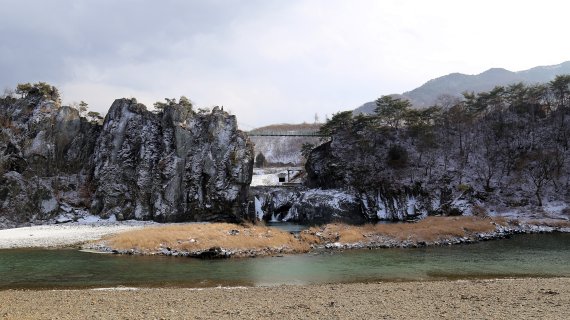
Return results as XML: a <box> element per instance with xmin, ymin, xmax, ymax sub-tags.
<box><xmin>1</xmin><ymin>92</ymin><xmax>99</xmax><ymax>226</ymax></box>
<box><xmin>1</xmin><ymin>89</ymin><xmax>253</xmax><ymax>227</ymax></box>
<box><xmin>92</xmin><ymin>99</ymin><xmax>253</xmax><ymax>222</ymax></box>
<box><xmin>249</xmin><ymin>186</ymin><xmax>365</xmax><ymax>224</ymax></box>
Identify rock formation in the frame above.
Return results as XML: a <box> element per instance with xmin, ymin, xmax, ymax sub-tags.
<box><xmin>306</xmin><ymin>79</ymin><xmax>570</xmax><ymax>222</ymax></box>
<box><xmin>249</xmin><ymin>186</ymin><xmax>365</xmax><ymax>225</ymax></box>
<box><xmin>0</xmin><ymin>85</ymin><xmax>253</xmax><ymax>227</ymax></box>
<box><xmin>91</xmin><ymin>99</ymin><xmax>253</xmax><ymax>222</ymax></box>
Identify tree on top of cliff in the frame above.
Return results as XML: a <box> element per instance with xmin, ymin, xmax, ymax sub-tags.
<box><xmin>15</xmin><ymin>82</ymin><xmax>60</xmax><ymax>102</ymax></box>
<box><xmin>78</xmin><ymin>101</ymin><xmax>88</xmax><ymax>116</ymax></box>
<box><xmin>374</xmin><ymin>96</ymin><xmax>411</xmax><ymax>129</ymax></box>
<box><xmin>318</xmin><ymin>111</ymin><xmax>353</xmax><ymax>137</ymax></box>
<box><xmin>153</xmin><ymin>96</ymin><xmax>194</xmax><ymax>112</ymax></box>
<box><xmin>87</xmin><ymin>111</ymin><xmax>104</xmax><ymax>124</ymax></box>
<box><xmin>179</xmin><ymin>96</ymin><xmax>193</xmax><ymax>109</ymax></box>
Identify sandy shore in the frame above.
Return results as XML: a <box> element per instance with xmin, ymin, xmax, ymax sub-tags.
<box><xmin>0</xmin><ymin>278</ymin><xmax>568</xmax><ymax>319</ymax></box>
<box><xmin>0</xmin><ymin>221</ymin><xmax>152</xmax><ymax>249</ymax></box>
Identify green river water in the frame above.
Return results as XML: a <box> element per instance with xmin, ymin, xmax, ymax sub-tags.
<box><xmin>0</xmin><ymin>233</ymin><xmax>569</xmax><ymax>289</ymax></box>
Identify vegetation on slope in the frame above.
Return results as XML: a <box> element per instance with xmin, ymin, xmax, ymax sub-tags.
<box><xmin>307</xmin><ymin>75</ymin><xmax>570</xmax><ymax>220</ymax></box>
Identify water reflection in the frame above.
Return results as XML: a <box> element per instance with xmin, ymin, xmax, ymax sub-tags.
<box><xmin>265</xmin><ymin>221</ymin><xmax>308</xmax><ymax>233</ymax></box>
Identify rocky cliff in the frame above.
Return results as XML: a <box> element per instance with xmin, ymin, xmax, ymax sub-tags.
<box><xmin>305</xmin><ymin>133</ymin><xmax>438</xmax><ymax>222</ymax></box>
<box><xmin>1</xmin><ymin>89</ymin><xmax>99</xmax><ymax>227</ymax></box>
<box><xmin>0</xmin><ymin>85</ymin><xmax>253</xmax><ymax>227</ymax></box>
<box><xmin>307</xmin><ymin>79</ymin><xmax>570</xmax><ymax>222</ymax></box>
<box><xmin>91</xmin><ymin>99</ymin><xmax>253</xmax><ymax>222</ymax></box>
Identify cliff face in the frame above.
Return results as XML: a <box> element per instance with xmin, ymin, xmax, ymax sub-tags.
<box><xmin>91</xmin><ymin>99</ymin><xmax>253</xmax><ymax>222</ymax></box>
<box><xmin>307</xmin><ymin>80</ymin><xmax>570</xmax><ymax>222</ymax></box>
<box><xmin>248</xmin><ymin>186</ymin><xmax>365</xmax><ymax>225</ymax></box>
<box><xmin>0</xmin><ymin>93</ymin><xmax>99</xmax><ymax>226</ymax></box>
<box><xmin>305</xmin><ymin>132</ymin><xmax>433</xmax><ymax>222</ymax></box>
<box><xmin>0</xmin><ymin>90</ymin><xmax>253</xmax><ymax>227</ymax></box>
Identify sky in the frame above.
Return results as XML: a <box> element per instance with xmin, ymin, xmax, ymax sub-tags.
<box><xmin>1</xmin><ymin>0</ymin><xmax>569</xmax><ymax>129</ymax></box>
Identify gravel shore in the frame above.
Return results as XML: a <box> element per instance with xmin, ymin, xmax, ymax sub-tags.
<box><xmin>0</xmin><ymin>278</ymin><xmax>568</xmax><ymax>319</ymax></box>
<box><xmin>0</xmin><ymin>221</ymin><xmax>152</xmax><ymax>249</ymax></box>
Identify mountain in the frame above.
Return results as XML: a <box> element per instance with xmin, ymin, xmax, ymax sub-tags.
<box><xmin>354</xmin><ymin>61</ymin><xmax>570</xmax><ymax>114</ymax></box>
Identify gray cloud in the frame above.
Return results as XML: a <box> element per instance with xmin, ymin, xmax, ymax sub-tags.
<box><xmin>1</xmin><ymin>0</ymin><xmax>569</xmax><ymax>127</ymax></box>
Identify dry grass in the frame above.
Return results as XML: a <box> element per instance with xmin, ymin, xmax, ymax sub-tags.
<box><xmin>99</xmin><ymin>217</ymin><xmax>514</xmax><ymax>256</ymax></box>
<box><xmin>304</xmin><ymin>216</ymin><xmax>501</xmax><ymax>244</ymax></box>
<box><xmin>525</xmin><ymin>219</ymin><xmax>570</xmax><ymax>228</ymax></box>
<box><xmin>102</xmin><ymin>223</ymin><xmax>309</xmax><ymax>254</ymax></box>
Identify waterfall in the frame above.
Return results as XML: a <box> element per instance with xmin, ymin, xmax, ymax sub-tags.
<box><xmin>376</xmin><ymin>191</ymin><xmax>389</xmax><ymax>220</ymax></box>
<box><xmin>254</xmin><ymin>197</ymin><xmax>265</xmax><ymax>221</ymax></box>
<box><xmin>270</xmin><ymin>212</ymin><xmax>279</xmax><ymax>222</ymax></box>
<box><xmin>282</xmin><ymin>206</ymin><xmax>297</xmax><ymax>221</ymax></box>
<box><xmin>407</xmin><ymin>196</ymin><xmax>417</xmax><ymax>216</ymax></box>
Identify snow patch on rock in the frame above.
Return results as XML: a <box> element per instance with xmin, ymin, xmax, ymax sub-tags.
<box><xmin>41</xmin><ymin>197</ymin><xmax>58</xmax><ymax>214</ymax></box>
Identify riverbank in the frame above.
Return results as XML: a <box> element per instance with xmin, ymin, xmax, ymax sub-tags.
<box><xmin>82</xmin><ymin>216</ymin><xmax>570</xmax><ymax>258</ymax></box>
<box><xmin>1</xmin><ymin>216</ymin><xmax>569</xmax><ymax>255</ymax></box>
<box><xmin>1</xmin><ymin>277</ymin><xmax>568</xmax><ymax>319</ymax></box>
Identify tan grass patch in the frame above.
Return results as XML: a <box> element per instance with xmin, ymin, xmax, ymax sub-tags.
<box><xmin>102</xmin><ymin>223</ymin><xmax>309</xmax><ymax>253</ymax></box>
<box><xmin>304</xmin><ymin>216</ymin><xmax>500</xmax><ymax>244</ymax></box>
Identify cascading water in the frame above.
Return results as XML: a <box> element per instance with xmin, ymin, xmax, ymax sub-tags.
<box><xmin>254</xmin><ymin>197</ymin><xmax>265</xmax><ymax>221</ymax></box>
<box><xmin>270</xmin><ymin>212</ymin><xmax>279</xmax><ymax>222</ymax></box>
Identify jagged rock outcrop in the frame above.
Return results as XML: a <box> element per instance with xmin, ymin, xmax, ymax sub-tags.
<box><xmin>0</xmin><ymin>86</ymin><xmax>254</xmax><ymax>227</ymax></box>
<box><xmin>91</xmin><ymin>99</ymin><xmax>253</xmax><ymax>222</ymax></box>
<box><xmin>0</xmin><ymin>91</ymin><xmax>99</xmax><ymax>227</ymax></box>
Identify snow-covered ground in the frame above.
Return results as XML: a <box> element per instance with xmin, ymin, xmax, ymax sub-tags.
<box><xmin>251</xmin><ymin>172</ymin><xmax>281</xmax><ymax>186</ymax></box>
<box><xmin>251</xmin><ymin>168</ymin><xmax>301</xmax><ymax>186</ymax></box>
<box><xmin>487</xmin><ymin>201</ymin><xmax>569</xmax><ymax>221</ymax></box>
<box><xmin>0</xmin><ymin>217</ymin><xmax>153</xmax><ymax>249</ymax></box>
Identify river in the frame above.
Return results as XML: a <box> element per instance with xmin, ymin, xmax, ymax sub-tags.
<box><xmin>0</xmin><ymin>233</ymin><xmax>569</xmax><ymax>289</ymax></box>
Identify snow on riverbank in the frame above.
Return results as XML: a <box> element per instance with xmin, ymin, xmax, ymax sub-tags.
<box><xmin>0</xmin><ymin>219</ymin><xmax>154</xmax><ymax>249</ymax></box>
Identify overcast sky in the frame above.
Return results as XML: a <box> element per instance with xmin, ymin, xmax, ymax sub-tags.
<box><xmin>1</xmin><ymin>0</ymin><xmax>569</xmax><ymax>128</ymax></box>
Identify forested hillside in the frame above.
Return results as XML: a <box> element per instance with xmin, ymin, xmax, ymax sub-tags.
<box><xmin>307</xmin><ymin>76</ymin><xmax>570</xmax><ymax>221</ymax></box>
